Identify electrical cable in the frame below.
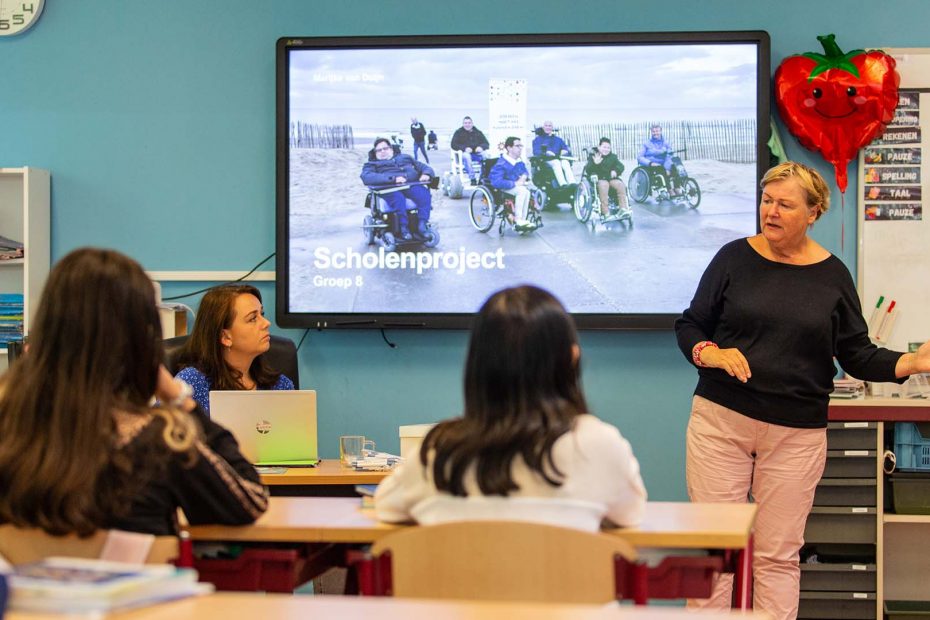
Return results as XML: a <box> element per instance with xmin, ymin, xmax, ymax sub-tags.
<box><xmin>380</xmin><ymin>328</ymin><xmax>397</xmax><ymax>348</ymax></box>
<box><xmin>296</xmin><ymin>328</ymin><xmax>310</xmax><ymax>351</ymax></box>
<box><xmin>162</xmin><ymin>253</ymin><xmax>275</xmax><ymax>301</ymax></box>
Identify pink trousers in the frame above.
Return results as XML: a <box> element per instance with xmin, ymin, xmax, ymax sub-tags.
<box><xmin>685</xmin><ymin>396</ymin><xmax>826</xmax><ymax>620</ymax></box>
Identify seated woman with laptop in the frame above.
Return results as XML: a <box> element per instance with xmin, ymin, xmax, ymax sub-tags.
<box><xmin>174</xmin><ymin>284</ymin><xmax>294</xmax><ymax>414</ymax></box>
<box><xmin>0</xmin><ymin>248</ymin><xmax>268</xmax><ymax>537</ymax></box>
<box><xmin>375</xmin><ymin>285</ymin><xmax>647</xmax><ymax>531</ymax></box>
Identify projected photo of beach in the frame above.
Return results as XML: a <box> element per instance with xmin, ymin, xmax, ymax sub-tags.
<box><xmin>284</xmin><ymin>42</ymin><xmax>761</xmax><ymax>319</ymax></box>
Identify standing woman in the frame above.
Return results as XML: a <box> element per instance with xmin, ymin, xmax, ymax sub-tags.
<box><xmin>375</xmin><ymin>285</ymin><xmax>646</xmax><ymax>531</ymax></box>
<box><xmin>676</xmin><ymin>161</ymin><xmax>930</xmax><ymax>619</ymax></box>
<box><xmin>174</xmin><ymin>284</ymin><xmax>293</xmax><ymax>414</ymax></box>
<box><xmin>0</xmin><ymin>248</ymin><xmax>267</xmax><ymax>537</ymax></box>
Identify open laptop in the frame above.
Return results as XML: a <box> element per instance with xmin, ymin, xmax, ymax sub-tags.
<box><xmin>209</xmin><ymin>390</ymin><xmax>318</xmax><ymax>467</ymax></box>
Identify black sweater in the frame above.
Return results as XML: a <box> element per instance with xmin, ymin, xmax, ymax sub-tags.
<box><xmin>107</xmin><ymin>407</ymin><xmax>269</xmax><ymax>535</ymax></box>
<box><xmin>675</xmin><ymin>239</ymin><xmax>903</xmax><ymax>428</ymax></box>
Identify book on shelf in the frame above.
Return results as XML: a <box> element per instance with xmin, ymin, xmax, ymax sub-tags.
<box><xmin>5</xmin><ymin>556</ymin><xmax>212</xmax><ymax>614</ymax></box>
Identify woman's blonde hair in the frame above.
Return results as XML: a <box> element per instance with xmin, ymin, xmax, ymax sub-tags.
<box><xmin>760</xmin><ymin>162</ymin><xmax>831</xmax><ymax>220</ymax></box>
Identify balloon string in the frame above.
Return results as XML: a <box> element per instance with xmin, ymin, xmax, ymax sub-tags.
<box><xmin>841</xmin><ymin>192</ymin><xmax>845</xmax><ymax>252</ymax></box>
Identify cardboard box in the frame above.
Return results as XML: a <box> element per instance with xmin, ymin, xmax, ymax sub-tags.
<box><xmin>399</xmin><ymin>423</ymin><xmax>435</xmax><ymax>459</ymax></box>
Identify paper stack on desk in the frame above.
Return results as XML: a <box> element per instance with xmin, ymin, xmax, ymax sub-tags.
<box><xmin>832</xmin><ymin>378</ymin><xmax>865</xmax><ymax>398</ymax></box>
<box><xmin>353</xmin><ymin>451</ymin><xmax>403</xmax><ymax>471</ymax></box>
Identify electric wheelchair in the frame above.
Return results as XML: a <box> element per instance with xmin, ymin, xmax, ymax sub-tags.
<box><xmin>468</xmin><ymin>157</ymin><xmax>543</xmax><ymax>235</ymax></box>
<box><xmin>627</xmin><ymin>148</ymin><xmax>701</xmax><ymax>208</ymax></box>
<box><xmin>527</xmin><ymin>154</ymin><xmax>589</xmax><ymax>216</ymax></box>
<box><xmin>363</xmin><ymin>180</ymin><xmax>440</xmax><ymax>252</ymax></box>
<box><xmin>362</xmin><ymin>142</ymin><xmax>440</xmax><ymax>252</ymax></box>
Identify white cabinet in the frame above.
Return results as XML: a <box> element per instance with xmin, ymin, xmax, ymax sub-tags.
<box><xmin>0</xmin><ymin>167</ymin><xmax>50</xmax><ymax>371</ymax></box>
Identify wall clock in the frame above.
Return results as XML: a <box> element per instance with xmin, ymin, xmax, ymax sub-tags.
<box><xmin>0</xmin><ymin>0</ymin><xmax>45</xmax><ymax>37</ymax></box>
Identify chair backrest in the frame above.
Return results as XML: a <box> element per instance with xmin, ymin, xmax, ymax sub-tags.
<box><xmin>163</xmin><ymin>334</ymin><xmax>299</xmax><ymax>389</ymax></box>
<box><xmin>369</xmin><ymin>520</ymin><xmax>639</xmax><ymax>604</ymax></box>
<box><xmin>479</xmin><ymin>156</ymin><xmax>499</xmax><ymax>181</ymax></box>
<box><xmin>0</xmin><ymin>525</ymin><xmax>177</xmax><ymax>565</ymax></box>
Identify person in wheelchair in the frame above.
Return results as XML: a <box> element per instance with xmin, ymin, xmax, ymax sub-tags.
<box><xmin>489</xmin><ymin>136</ymin><xmax>536</xmax><ymax>232</ymax></box>
<box><xmin>361</xmin><ymin>137</ymin><xmax>434</xmax><ymax>240</ymax></box>
<box><xmin>637</xmin><ymin>124</ymin><xmax>682</xmax><ymax>197</ymax></box>
<box><xmin>584</xmin><ymin>137</ymin><xmax>630</xmax><ymax>221</ymax></box>
<box><xmin>450</xmin><ymin>116</ymin><xmax>490</xmax><ymax>181</ymax></box>
<box><xmin>532</xmin><ymin>120</ymin><xmax>576</xmax><ymax>188</ymax></box>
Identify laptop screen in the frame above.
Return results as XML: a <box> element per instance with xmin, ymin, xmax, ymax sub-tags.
<box><xmin>209</xmin><ymin>390</ymin><xmax>318</xmax><ymax>466</ymax></box>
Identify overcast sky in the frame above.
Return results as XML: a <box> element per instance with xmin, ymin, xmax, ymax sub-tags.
<box><xmin>289</xmin><ymin>43</ymin><xmax>758</xmax><ymax>126</ymax></box>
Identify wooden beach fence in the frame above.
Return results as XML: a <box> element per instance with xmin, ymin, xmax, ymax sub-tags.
<box><xmin>558</xmin><ymin>119</ymin><xmax>756</xmax><ymax>164</ymax></box>
<box><xmin>290</xmin><ymin>122</ymin><xmax>355</xmax><ymax>149</ymax></box>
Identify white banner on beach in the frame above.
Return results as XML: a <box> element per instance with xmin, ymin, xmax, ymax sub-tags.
<box><xmin>488</xmin><ymin>78</ymin><xmax>527</xmax><ymax>157</ymax></box>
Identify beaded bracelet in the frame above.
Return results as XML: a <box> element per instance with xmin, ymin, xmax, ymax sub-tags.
<box><xmin>692</xmin><ymin>341</ymin><xmax>719</xmax><ymax>367</ymax></box>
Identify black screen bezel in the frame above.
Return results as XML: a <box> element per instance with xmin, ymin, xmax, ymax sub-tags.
<box><xmin>275</xmin><ymin>30</ymin><xmax>769</xmax><ymax>330</ymax></box>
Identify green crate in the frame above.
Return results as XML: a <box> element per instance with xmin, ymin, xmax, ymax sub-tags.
<box><xmin>885</xmin><ymin>600</ymin><xmax>930</xmax><ymax>619</ymax></box>
<box><xmin>890</xmin><ymin>473</ymin><xmax>930</xmax><ymax>515</ymax></box>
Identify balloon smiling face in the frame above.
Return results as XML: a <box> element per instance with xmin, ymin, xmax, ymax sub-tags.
<box><xmin>775</xmin><ymin>34</ymin><xmax>900</xmax><ymax>193</ymax></box>
<box><xmin>804</xmin><ymin>81</ymin><xmax>868</xmax><ymax>118</ymax></box>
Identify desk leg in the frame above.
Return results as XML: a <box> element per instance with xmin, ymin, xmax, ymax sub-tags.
<box><xmin>732</xmin><ymin>533</ymin><xmax>753</xmax><ymax>611</ymax></box>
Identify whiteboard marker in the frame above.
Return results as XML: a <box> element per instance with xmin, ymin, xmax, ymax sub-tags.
<box><xmin>868</xmin><ymin>295</ymin><xmax>885</xmax><ymax>339</ymax></box>
<box><xmin>877</xmin><ymin>300</ymin><xmax>897</xmax><ymax>343</ymax></box>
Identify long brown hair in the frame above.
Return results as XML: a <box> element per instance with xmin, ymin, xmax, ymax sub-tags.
<box><xmin>175</xmin><ymin>284</ymin><xmax>280</xmax><ymax>390</ymax></box>
<box><xmin>0</xmin><ymin>248</ymin><xmax>196</xmax><ymax>535</ymax></box>
<box><xmin>421</xmin><ymin>285</ymin><xmax>588</xmax><ymax>496</ymax></box>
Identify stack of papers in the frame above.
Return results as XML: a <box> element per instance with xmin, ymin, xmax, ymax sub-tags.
<box><xmin>6</xmin><ymin>557</ymin><xmax>211</xmax><ymax>614</ymax></box>
<box><xmin>832</xmin><ymin>378</ymin><xmax>865</xmax><ymax>399</ymax></box>
<box><xmin>352</xmin><ymin>451</ymin><xmax>403</xmax><ymax>471</ymax></box>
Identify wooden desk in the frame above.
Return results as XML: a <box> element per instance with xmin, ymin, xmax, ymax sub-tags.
<box><xmin>612</xmin><ymin>501</ymin><xmax>756</xmax><ymax>550</ymax></box>
<box><xmin>259</xmin><ymin>460</ymin><xmax>390</xmax><ymax>487</ymax></box>
<box><xmin>829</xmin><ymin>395</ymin><xmax>930</xmax><ymax>421</ymax></box>
<box><xmin>5</xmin><ymin>592</ymin><xmax>767</xmax><ymax>620</ymax></box>
<box><xmin>187</xmin><ymin>497</ymin><xmax>755</xmax><ymax>549</ymax></box>
<box><xmin>186</xmin><ymin>498</ymin><xmax>755</xmax><ymax>608</ymax></box>
<box><xmin>259</xmin><ymin>460</ymin><xmax>391</xmax><ymax>497</ymax></box>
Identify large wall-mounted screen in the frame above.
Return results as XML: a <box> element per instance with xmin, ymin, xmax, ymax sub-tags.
<box><xmin>276</xmin><ymin>31</ymin><xmax>769</xmax><ymax>329</ymax></box>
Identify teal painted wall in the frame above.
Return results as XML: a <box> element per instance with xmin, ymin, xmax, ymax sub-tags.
<box><xmin>3</xmin><ymin>1</ymin><xmax>928</xmax><ymax>500</ymax></box>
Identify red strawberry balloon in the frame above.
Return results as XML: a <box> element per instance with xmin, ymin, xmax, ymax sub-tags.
<box><xmin>775</xmin><ymin>34</ymin><xmax>899</xmax><ymax>193</ymax></box>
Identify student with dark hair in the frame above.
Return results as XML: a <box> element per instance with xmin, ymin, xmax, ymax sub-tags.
<box><xmin>175</xmin><ymin>284</ymin><xmax>293</xmax><ymax>414</ymax></box>
<box><xmin>0</xmin><ymin>248</ymin><xmax>267</xmax><ymax>537</ymax></box>
<box><xmin>375</xmin><ymin>285</ymin><xmax>646</xmax><ymax>531</ymax></box>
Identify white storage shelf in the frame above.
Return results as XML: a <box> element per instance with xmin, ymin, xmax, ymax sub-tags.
<box><xmin>0</xmin><ymin>167</ymin><xmax>50</xmax><ymax>372</ymax></box>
